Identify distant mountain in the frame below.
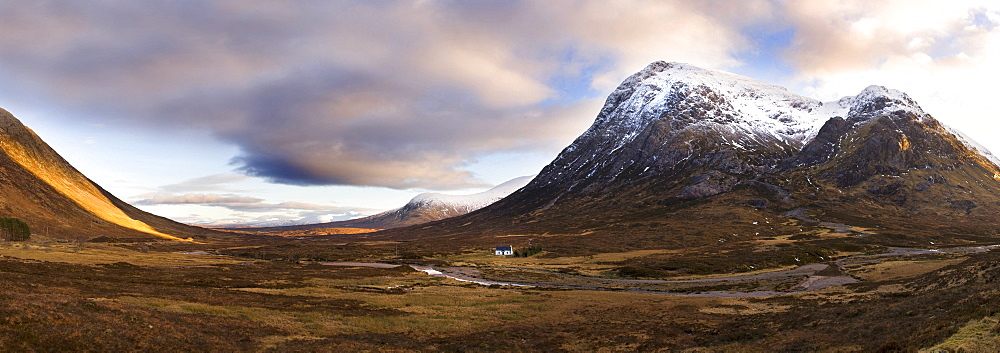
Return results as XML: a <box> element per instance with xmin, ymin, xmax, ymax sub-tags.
<box><xmin>384</xmin><ymin>62</ymin><xmax>1000</xmax><ymax>248</ymax></box>
<box><xmin>256</xmin><ymin>176</ymin><xmax>533</xmax><ymax>231</ymax></box>
<box><xmin>0</xmin><ymin>109</ymin><xmax>220</xmax><ymax>241</ymax></box>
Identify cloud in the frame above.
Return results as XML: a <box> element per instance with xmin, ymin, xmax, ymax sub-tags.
<box><xmin>187</xmin><ymin>210</ymin><xmax>370</xmax><ymax>227</ymax></box>
<box><xmin>0</xmin><ymin>0</ymin><xmax>761</xmax><ymax>189</ymax></box>
<box><xmin>782</xmin><ymin>0</ymin><xmax>993</xmax><ymax>78</ymax></box>
<box><xmin>133</xmin><ymin>192</ymin><xmax>379</xmax><ymax>214</ymax></box>
<box><xmin>780</xmin><ymin>1</ymin><xmax>1000</xmax><ymax>151</ymax></box>
<box><xmin>134</xmin><ymin>193</ymin><xmax>262</xmax><ymax>205</ymax></box>
<box><xmin>160</xmin><ymin>173</ymin><xmax>251</xmax><ymax>192</ymax></box>
<box><xmin>131</xmin><ymin>173</ymin><xmax>384</xmax><ymax>225</ymax></box>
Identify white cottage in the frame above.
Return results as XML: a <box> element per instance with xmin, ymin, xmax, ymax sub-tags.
<box><xmin>494</xmin><ymin>245</ymin><xmax>513</xmax><ymax>256</ymax></box>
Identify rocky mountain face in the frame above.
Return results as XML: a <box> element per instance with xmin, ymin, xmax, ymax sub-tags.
<box><xmin>264</xmin><ymin>176</ymin><xmax>533</xmax><ymax>231</ymax></box>
<box><xmin>772</xmin><ymin>94</ymin><xmax>1000</xmax><ymax>232</ymax></box>
<box><xmin>0</xmin><ymin>109</ymin><xmax>219</xmax><ymax>241</ymax></box>
<box><xmin>385</xmin><ymin>62</ymin><xmax>1000</xmax><ymax>247</ymax></box>
<box><xmin>525</xmin><ymin>62</ymin><xmax>835</xmax><ymax>201</ymax></box>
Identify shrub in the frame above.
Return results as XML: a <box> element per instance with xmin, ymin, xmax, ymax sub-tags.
<box><xmin>615</xmin><ymin>265</ymin><xmax>665</xmax><ymax>278</ymax></box>
<box><xmin>0</xmin><ymin>218</ymin><xmax>30</xmax><ymax>241</ymax></box>
<box><xmin>513</xmin><ymin>246</ymin><xmax>543</xmax><ymax>258</ymax></box>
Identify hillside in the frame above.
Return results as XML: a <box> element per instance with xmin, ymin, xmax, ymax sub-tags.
<box><xmin>0</xmin><ymin>109</ymin><xmax>222</xmax><ymax>241</ymax></box>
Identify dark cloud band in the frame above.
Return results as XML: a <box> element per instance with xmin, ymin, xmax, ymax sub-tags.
<box><xmin>0</xmin><ymin>1</ymin><xmax>760</xmax><ymax>189</ymax></box>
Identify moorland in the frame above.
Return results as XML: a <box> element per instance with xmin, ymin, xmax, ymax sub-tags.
<box><xmin>1</xmin><ymin>218</ymin><xmax>998</xmax><ymax>352</ymax></box>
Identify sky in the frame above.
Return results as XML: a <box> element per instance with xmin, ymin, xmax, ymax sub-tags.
<box><xmin>1</xmin><ymin>1</ymin><xmax>999</xmax><ymax>226</ymax></box>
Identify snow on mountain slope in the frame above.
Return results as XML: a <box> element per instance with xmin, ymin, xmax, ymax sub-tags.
<box><xmin>355</xmin><ymin>175</ymin><xmax>535</xmax><ymax>228</ymax></box>
<box><xmin>251</xmin><ymin>175</ymin><xmax>536</xmax><ymax>230</ymax></box>
<box><xmin>532</xmin><ymin>61</ymin><xmax>933</xmax><ymax>197</ymax></box>
<box><xmin>574</xmin><ymin>62</ymin><xmax>927</xmax><ymax>157</ymax></box>
<box><xmin>408</xmin><ymin>175</ymin><xmax>534</xmax><ymax>212</ymax></box>
<box><xmin>944</xmin><ymin>124</ymin><xmax>1000</xmax><ymax>167</ymax></box>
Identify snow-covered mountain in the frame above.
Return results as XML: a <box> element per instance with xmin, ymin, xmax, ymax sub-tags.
<box><xmin>259</xmin><ymin>175</ymin><xmax>534</xmax><ymax>231</ymax></box>
<box><xmin>386</xmin><ymin>61</ymin><xmax>1000</xmax><ymax>243</ymax></box>
<box><xmin>404</xmin><ymin>176</ymin><xmax>535</xmax><ymax>216</ymax></box>
<box><xmin>532</xmin><ymin>62</ymin><xmax>932</xmax><ymax>197</ymax></box>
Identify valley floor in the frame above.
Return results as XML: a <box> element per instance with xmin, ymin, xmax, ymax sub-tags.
<box><xmin>1</xmin><ymin>238</ymin><xmax>999</xmax><ymax>352</ymax></box>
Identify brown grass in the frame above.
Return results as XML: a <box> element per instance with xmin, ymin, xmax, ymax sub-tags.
<box><xmin>922</xmin><ymin>314</ymin><xmax>1000</xmax><ymax>353</ymax></box>
<box><xmin>845</xmin><ymin>256</ymin><xmax>968</xmax><ymax>282</ymax></box>
<box><xmin>0</xmin><ymin>241</ymin><xmax>248</xmax><ymax>267</ymax></box>
<box><xmin>0</xmin><ymin>232</ymin><xmax>998</xmax><ymax>351</ymax></box>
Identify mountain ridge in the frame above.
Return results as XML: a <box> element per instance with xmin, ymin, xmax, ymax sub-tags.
<box><xmin>251</xmin><ymin>175</ymin><xmax>533</xmax><ymax>231</ymax></box>
<box><xmin>377</xmin><ymin>61</ymin><xmax>1000</xmax><ymax>249</ymax></box>
<box><xmin>0</xmin><ymin>108</ymin><xmax>220</xmax><ymax>241</ymax></box>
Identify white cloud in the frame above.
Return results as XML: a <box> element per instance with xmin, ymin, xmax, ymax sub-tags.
<box><xmin>132</xmin><ymin>191</ymin><xmax>370</xmax><ymax>211</ymax></box>
<box><xmin>160</xmin><ymin>173</ymin><xmax>251</xmax><ymax>192</ymax></box>
<box><xmin>134</xmin><ymin>193</ymin><xmax>262</xmax><ymax>205</ymax></box>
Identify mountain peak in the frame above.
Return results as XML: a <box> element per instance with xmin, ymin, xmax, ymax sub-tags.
<box><xmin>269</xmin><ymin>175</ymin><xmax>534</xmax><ymax>231</ymax></box>
<box><xmin>845</xmin><ymin>85</ymin><xmax>926</xmax><ymax>123</ymax></box>
<box><xmin>546</xmin><ymin>62</ymin><xmax>848</xmax><ymax>198</ymax></box>
<box><xmin>526</xmin><ymin>61</ymin><xmax>999</xmax><ymax>209</ymax></box>
<box><xmin>409</xmin><ymin>175</ymin><xmax>534</xmax><ymax>207</ymax></box>
<box><xmin>590</xmin><ymin>62</ymin><xmax>832</xmax><ymax>151</ymax></box>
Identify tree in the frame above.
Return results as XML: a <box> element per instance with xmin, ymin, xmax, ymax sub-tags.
<box><xmin>0</xmin><ymin>218</ymin><xmax>30</xmax><ymax>241</ymax></box>
<box><xmin>515</xmin><ymin>245</ymin><xmax>543</xmax><ymax>257</ymax></box>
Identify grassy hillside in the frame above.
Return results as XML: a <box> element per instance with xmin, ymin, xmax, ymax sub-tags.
<box><xmin>0</xmin><ymin>109</ymin><xmax>226</xmax><ymax>241</ymax></box>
